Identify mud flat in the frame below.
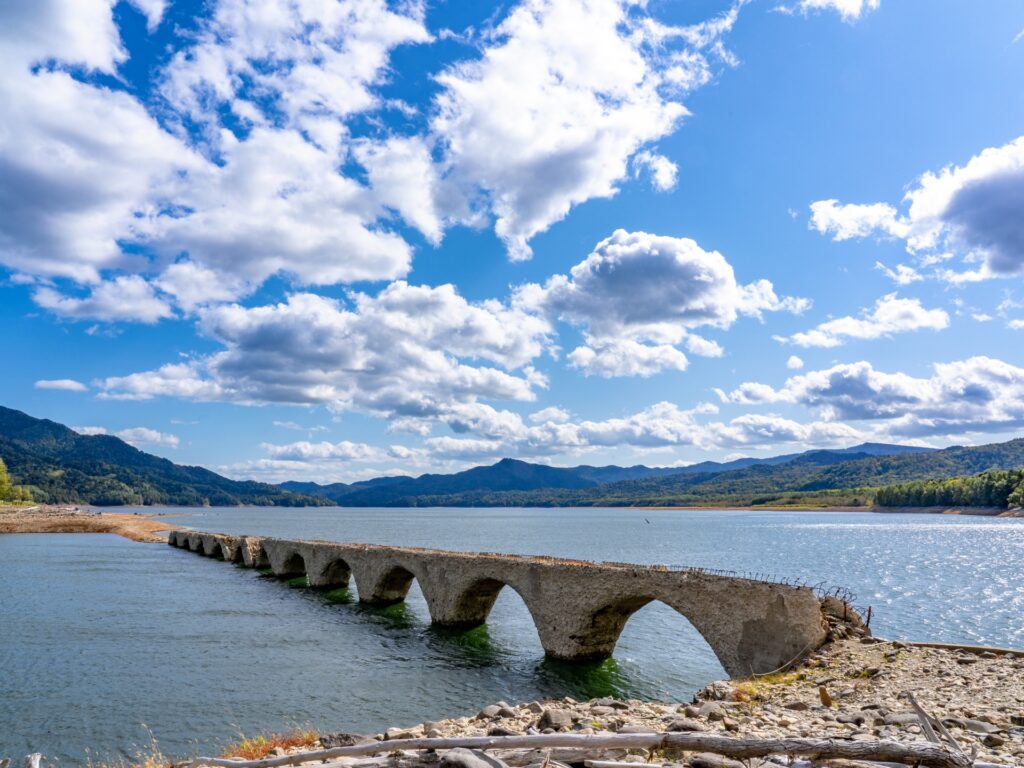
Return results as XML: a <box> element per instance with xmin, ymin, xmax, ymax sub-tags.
<box><xmin>0</xmin><ymin>504</ymin><xmax>173</xmax><ymax>542</ymax></box>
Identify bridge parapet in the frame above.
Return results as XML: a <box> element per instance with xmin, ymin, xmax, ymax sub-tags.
<box><xmin>169</xmin><ymin>530</ymin><xmax>837</xmax><ymax>677</ymax></box>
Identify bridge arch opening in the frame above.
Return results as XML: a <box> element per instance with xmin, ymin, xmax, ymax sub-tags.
<box><xmin>280</xmin><ymin>552</ymin><xmax>307</xmax><ymax>576</ymax></box>
<box><xmin>253</xmin><ymin>545</ymin><xmax>271</xmax><ymax>569</ymax></box>
<box><xmin>190</xmin><ymin>539</ymin><xmax>204</xmax><ymax>553</ymax></box>
<box><xmin>222</xmin><ymin>543</ymin><xmax>243</xmax><ymax>563</ymax></box>
<box><xmin>590</xmin><ymin>597</ymin><xmax>727</xmax><ymax>692</ymax></box>
<box><xmin>363</xmin><ymin>564</ymin><xmax>417</xmax><ymax>605</ymax></box>
<box><xmin>318</xmin><ymin>558</ymin><xmax>352</xmax><ymax>588</ymax></box>
<box><xmin>443</xmin><ymin>577</ymin><xmax>544</xmax><ymax>651</ymax></box>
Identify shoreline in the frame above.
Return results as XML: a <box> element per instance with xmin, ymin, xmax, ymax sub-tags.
<box><xmin>72</xmin><ymin>637</ymin><xmax>1018</xmax><ymax>767</ymax></box>
<box><xmin>1</xmin><ymin>503</ymin><xmax>1020</xmax><ymax>546</ymax></box>
<box><xmin>0</xmin><ymin>505</ymin><xmax>175</xmax><ymax>542</ymax></box>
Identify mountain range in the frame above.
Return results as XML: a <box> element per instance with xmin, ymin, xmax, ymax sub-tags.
<box><xmin>279</xmin><ymin>442</ymin><xmax>945</xmax><ymax>507</ymax></box>
<box><xmin>4</xmin><ymin>403</ymin><xmax>1024</xmax><ymax>508</ymax></box>
<box><xmin>0</xmin><ymin>405</ymin><xmax>327</xmax><ymax>506</ymax></box>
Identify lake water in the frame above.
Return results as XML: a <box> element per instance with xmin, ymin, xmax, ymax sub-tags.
<box><xmin>1</xmin><ymin>508</ymin><xmax>1022</xmax><ymax>763</ymax></box>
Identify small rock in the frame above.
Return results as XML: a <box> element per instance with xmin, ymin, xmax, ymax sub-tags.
<box><xmin>667</xmin><ymin>718</ymin><xmax>704</xmax><ymax>732</ymax></box>
<box><xmin>836</xmin><ymin>713</ymin><xmax>866</xmax><ymax>726</ymax></box>
<box><xmin>1010</xmin><ymin>714</ymin><xmax>1024</xmax><ymax>726</ymax></box>
<box><xmin>983</xmin><ymin>734</ymin><xmax>1006</xmax><ymax>748</ymax></box>
<box><xmin>591</xmin><ymin>706</ymin><xmax>616</xmax><ymax>716</ymax></box>
<box><xmin>525</xmin><ymin>701</ymin><xmax>544</xmax><ymax>714</ymax></box>
<box><xmin>683</xmin><ymin>705</ymin><xmax>701</xmax><ymax>717</ymax></box>
<box><xmin>270</xmin><ymin>748</ymin><xmax>286</xmax><ymax>757</ymax></box>
<box><xmin>699</xmin><ymin>702</ymin><xmax>726</xmax><ymax>720</ymax></box>
<box><xmin>477</xmin><ymin>705</ymin><xmax>501</xmax><ymax>719</ymax></box>
<box><xmin>783</xmin><ymin>700</ymin><xmax>810</xmax><ymax>711</ymax></box>
<box><xmin>385</xmin><ymin>728</ymin><xmax>417</xmax><ymax>740</ymax></box>
<box><xmin>698</xmin><ymin>681</ymin><xmax>737</xmax><ymax>701</ymax></box>
<box><xmin>537</xmin><ymin>709</ymin><xmax>573</xmax><ymax>731</ymax></box>
<box><xmin>687</xmin><ymin>753</ymin><xmax>744</xmax><ymax>768</ymax></box>
<box><xmin>722</xmin><ymin>717</ymin><xmax>739</xmax><ymax>732</ymax></box>
<box><xmin>945</xmin><ymin>718</ymin><xmax>1001</xmax><ymax>734</ymax></box>
<box><xmin>441</xmin><ymin>748</ymin><xmax>509</xmax><ymax>768</ymax></box>
<box><xmin>487</xmin><ymin>726</ymin><xmax>519</xmax><ymax>737</ymax></box>
<box><xmin>319</xmin><ymin>733</ymin><xmax>362</xmax><ymax>749</ymax></box>
<box><xmin>592</xmin><ymin>697</ymin><xmax>630</xmax><ymax>710</ymax></box>
<box><xmin>427</xmin><ymin>729</ymin><xmax>443</xmax><ymax>739</ymax></box>
<box><xmin>957</xmin><ymin>657</ymin><xmax>978</xmax><ymax>665</ymax></box>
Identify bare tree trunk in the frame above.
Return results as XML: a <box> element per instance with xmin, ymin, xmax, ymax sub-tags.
<box><xmin>197</xmin><ymin>732</ymin><xmax>971</xmax><ymax>768</ymax></box>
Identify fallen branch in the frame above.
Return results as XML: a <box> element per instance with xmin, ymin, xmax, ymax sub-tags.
<box><xmin>195</xmin><ymin>732</ymin><xmax>971</xmax><ymax>768</ymax></box>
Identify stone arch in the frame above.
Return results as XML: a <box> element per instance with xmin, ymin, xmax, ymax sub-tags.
<box><xmin>221</xmin><ymin>542</ymin><xmax>243</xmax><ymax>563</ymax></box>
<box><xmin>253</xmin><ymin>545</ymin><xmax>271</xmax><ymax>569</ymax></box>
<box><xmin>360</xmin><ymin>563</ymin><xmax>418</xmax><ymax>606</ymax></box>
<box><xmin>279</xmin><ymin>551</ymin><xmax>307</xmax><ymax>576</ymax></box>
<box><xmin>189</xmin><ymin>536</ymin><xmax>205</xmax><ymax>553</ymax></box>
<box><xmin>313</xmin><ymin>557</ymin><xmax>352</xmax><ymax>589</ymax></box>
<box><xmin>438</xmin><ymin>576</ymin><xmax>537</xmax><ymax>629</ymax></box>
<box><xmin>546</xmin><ymin>594</ymin><xmax>736</xmax><ymax>675</ymax></box>
<box><xmin>204</xmin><ymin>539</ymin><xmax>224</xmax><ymax>559</ymax></box>
<box><xmin>613</xmin><ymin>597</ymin><xmax>727</xmax><ymax>678</ymax></box>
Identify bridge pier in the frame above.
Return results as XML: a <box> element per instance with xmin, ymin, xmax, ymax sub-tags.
<box><xmin>168</xmin><ymin>531</ymin><xmax>838</xmax><ymax>677</ymax></box>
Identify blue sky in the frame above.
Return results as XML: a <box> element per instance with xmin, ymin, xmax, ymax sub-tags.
<box><xmin>2</xmin><ymin>0</ymin><xmax>1024</xmax><ymax>482</ymax></box>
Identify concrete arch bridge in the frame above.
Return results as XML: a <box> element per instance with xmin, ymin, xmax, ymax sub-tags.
<box><xmin>169</xmin><ymin>530</ymin><xmax>844</xmax><ymax>678</ymax></box>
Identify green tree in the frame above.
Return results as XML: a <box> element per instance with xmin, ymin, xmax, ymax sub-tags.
<box><xmin>0</xmin><ymin>457</ymin><xmax>12</xmax><ymax>501</ymax></box>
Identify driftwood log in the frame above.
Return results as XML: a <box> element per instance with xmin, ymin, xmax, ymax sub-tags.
<box><xmin>195</xmin><ymin>732</ymin><xmax>972</xmax><ymax>768</ymax></box>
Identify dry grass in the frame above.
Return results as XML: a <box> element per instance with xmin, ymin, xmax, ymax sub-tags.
<box><xmin>732</xmin><ymin>669</ymin><xmax>803</xmax><ymax>702</ymax></box>
<box><xmin>221</xmin><ymin>729</ymin><xmax>319</xmax><ymax>760</ymax></box>
<box><xmin>85</xmin><ymin>732</ymin><xmax>172</xmax><ymax>768</ymax></box>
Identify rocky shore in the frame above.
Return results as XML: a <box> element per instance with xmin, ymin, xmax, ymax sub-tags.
<box><xmin>0</xmin><ymin>504</ymin><xmax>172</xmax><ymax>542</ymax></box>
<box><xmin>233</xmin><ymin>639</ymin><xmax>1022</xmax><ymax>768</ymax></box>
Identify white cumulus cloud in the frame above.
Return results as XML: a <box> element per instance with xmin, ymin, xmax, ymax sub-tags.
<box><xmin>722</xmin><ymin>356</ymin><xmax>1024</xmax><ymax>438</ymax></box>
<box><xmin>518</xmin><ymin>229</ymin><xmax>808</xmax><ymax>376</ymax></box>
<box><xmin>776</xmin><ymin>294</ymin><xmax>949</xmax><ymax>348</ymax></box>
<box><xmin>810</xmin><ymin>136</ymin><xmax>1024</xmax><ymax>281</ymax></box>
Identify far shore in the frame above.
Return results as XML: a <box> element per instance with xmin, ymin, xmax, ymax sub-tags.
<box><xmin>1</xmin><ymin>501</ymin><xmax>1020</xmax><ymax>545</ymax></box>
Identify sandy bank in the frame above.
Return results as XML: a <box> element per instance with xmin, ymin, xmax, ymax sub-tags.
<box><xmin>0</xmin><ymin>504</ymin><xmax>175</xmax><ymax>542</ymax></box>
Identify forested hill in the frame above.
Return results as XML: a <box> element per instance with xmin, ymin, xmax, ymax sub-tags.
<box><xmin>301</xmin><ymin>439</ymin><xmax>1024</xmax><ymax>507</ymax></box>
<box><xmin>0</xmin><ymin>406</ymin><xmax>327</xmax><ymax>507</ymax></box>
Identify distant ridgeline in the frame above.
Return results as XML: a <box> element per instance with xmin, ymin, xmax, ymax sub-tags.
<box><xmin>4</xmin><ymin>402</ymin><xmax>1024</xmax><ymax>508</ymax></box>
<box><xmin>0</xmin><ymin>406</ymin><xmax>328</xmax><ymax>507</ymax></box>
<box><xmin>281</xmin><ymin>440</ymin><xmax>1024</xmax><ymax>508</ymax></box>
<box><xmin>874</xmin><ymin>469</ymin><xmax>1024</xmax><ymax>509</ymax></box>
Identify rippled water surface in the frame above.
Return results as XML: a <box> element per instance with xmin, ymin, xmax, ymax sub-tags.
<box><xmin>1</xmin><ymin>508</ymin><xmax>1022</xmax><ymax>763</ymax></box>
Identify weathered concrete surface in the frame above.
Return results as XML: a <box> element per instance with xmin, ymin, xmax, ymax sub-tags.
<box><xmin>168</xmin><ymin>530</ymin><xmax>833</xmax><ymax>677</ymax></box>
